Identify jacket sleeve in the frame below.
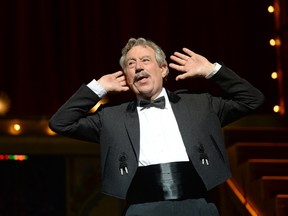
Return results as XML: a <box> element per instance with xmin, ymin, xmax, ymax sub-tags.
<box><xmin>49</xmin><ymin>84</ymin><xmax>102</xmax><ymax>143</ymax></box>
<box><xmin>209</xmin><ymin>64</ymin><xmax>265</xmax><ymax>126</ymax></box>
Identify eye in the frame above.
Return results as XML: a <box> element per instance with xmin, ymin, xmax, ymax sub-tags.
<box><xmin>142</xmin><ymin>58</ymin><xmax>150</xmax><ymax>63</ymax></box>
<box><xmin>127</xmin><ymin>60</ymin><xmax>136</xmax><ymax>68</ymax></box>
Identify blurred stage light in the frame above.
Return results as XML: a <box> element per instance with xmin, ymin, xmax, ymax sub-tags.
<box><xmin>0</xmin><ymin>91</ymin><xmax>11</xmax><ymax>115</ymax></box>
<box><xmin>8</xmin><ymin>122</ymin><xmax>22</xmax><ymax>135</ymax></box>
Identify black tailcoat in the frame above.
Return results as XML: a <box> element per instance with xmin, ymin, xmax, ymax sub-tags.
<box><xmin>49</xmin><ymin>65</ymin><xmax>264</xmax><ymax>199</ymax></box>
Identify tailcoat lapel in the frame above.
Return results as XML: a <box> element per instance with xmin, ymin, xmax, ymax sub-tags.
<box><xmin>124</xmin><ymin>100</ymin><xmax>140</xmax><ymax>160</ymax></box>
<box><xmin>167</xmin><ymin>90</ymin><xmax>198</xmax><ymax>155</ymax></box>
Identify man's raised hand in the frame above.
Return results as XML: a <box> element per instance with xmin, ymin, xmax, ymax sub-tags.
<box><xmin>98</xmin><ymin>71</ymin><xmax>129</xmax><ymax>93</ymax></box>
<box><xmin>169</xmin><ymin>48</ymin><xmax>215</xmax><ymax>81</ymax></box>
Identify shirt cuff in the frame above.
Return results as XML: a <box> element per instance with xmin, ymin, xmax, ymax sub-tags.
<box><xmin>205</xmin><ymin>62</ymin><xmax>222</xmax><ymax>79</ymax></box>
<box><xmin>87</xmin><ymin>79</ymin><xmax>107</xmax><ymax>98</ymax></box>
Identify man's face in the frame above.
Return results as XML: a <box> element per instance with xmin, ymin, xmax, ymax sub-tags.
<box><xmin>124</xmin><ymin>45</ymin><xmax>167</xmax><ymax>100</ymax></box>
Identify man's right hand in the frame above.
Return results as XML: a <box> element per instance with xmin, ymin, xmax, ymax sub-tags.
<box><xmin>98</xmin><ymin>71</ymin><xmax>130</xmax><ymax>93</ymax></box>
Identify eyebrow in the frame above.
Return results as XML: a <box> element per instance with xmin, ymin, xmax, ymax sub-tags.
<box><xmin>126</xmin><ymin>55</ymin><xmax>151</xmax><ymax>62</ymax></box>
<box><xmin>126</xmin><ymin>57</ymin><xmax>136</xmax><ymax>62</ymax></box>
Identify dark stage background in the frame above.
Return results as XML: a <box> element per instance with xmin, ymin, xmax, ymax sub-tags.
<box><xmin>0</xmin><ymin>156</ymin><xmax>66</xmax><ymax>216</ymax></box>
<box><xmin>0</xmin><ymin>0</ymin><xmax>276</xmax><ymax>116</ymax></box>
<box><xmin>1</xmin><ymin>1</ymin><xmax>287</xmax><ymax>215</ymax></box>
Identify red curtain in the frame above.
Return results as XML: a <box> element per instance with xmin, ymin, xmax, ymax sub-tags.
<box><xmin>0</xmin><ymin>0</ymin><xmax>275</xmax><ymax>116</ymax></box>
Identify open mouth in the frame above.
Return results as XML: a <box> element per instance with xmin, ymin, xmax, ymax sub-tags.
<box><xmin>134</xmin><ymin>71</ymin><xmax>150</xmax><ymax>83</ymax></box>
<box><xmin>135</xmin><ymin>75</ymin><xmax>148</xmax><ymax>82</ymax></box>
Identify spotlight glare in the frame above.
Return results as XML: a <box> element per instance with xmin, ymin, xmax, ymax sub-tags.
<box><xmin>270</xmin><ymin>39</ymin><xmax>276</xmax><ymax>46</ymax></box>
<box><xmin>14</xmin><ymin>124</ymin><xmax>21</xmax><ymax>131</ymax></box>
<box><xmin>270</xmin><ymin>38</ymin><xmax>281</xmax><ymax>46</ymax></box>
<box><xmin>273</xmin><ymin>105</ymin><xmax>280</xmax><ymax>113</ymax></box>
<box><xmin>271</xmin><ymin>72</ymin><xmax>278</xmax><ymax>79</ymax></box>
<box><xmin>8</xmin><ymin>122</ymin><xmax>22</xmax><ymax>135</ymax></box>
<box><xmin>268</xmin><ymin>6</ymin><xmax>274</xmax><ymax>13</ymax></box>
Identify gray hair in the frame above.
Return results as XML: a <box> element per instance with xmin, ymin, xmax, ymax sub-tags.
<box><xmin>119</xmin><ymin>37</ymin><xmax>169</xmax><ymax>76</ymax></box>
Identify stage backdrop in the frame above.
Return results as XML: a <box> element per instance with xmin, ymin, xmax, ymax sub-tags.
<box><xmin>0</xmin><ymin>0</ymin><xmax>276</xmax><ymax>116</ymax></box>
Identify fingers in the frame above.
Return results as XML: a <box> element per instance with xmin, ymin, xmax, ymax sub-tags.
<box><xmin>169</xmin><ymin>54</ymin><xmax>187</xmax><ymax>69</ymax></box>
<box><xmin>116</xmin><ymin>73</ymin><xmax>126</xmax><ymax>82</ymax></box>
<box><xmin>120</xmin><ymin>79</ymin><xmax>129</xmax><ymax>90</ymax></box>
<box><xmin>169</xmin><ymin>48</ymin><xmax>196</xmax><ymax>67</ymax></box>
<box><xmin>182</xmin><ymin>48</ymin><xmax>195</xmax><ymax>56</ymax></box>
<box><xmin>120</xmin><ymin>85</ymin><xmax>130</xmax><ymax>92</ymax></box>
<box><xmin>169</xmin><ymin>49</ymin><xmax>188</xmax><ymax>72</ymax></box>
<box><xmin>169</xmin><ymin>63</ymin><xmax>185</xmax><ymax>72</ymax></box>
<box><xmin>170</xmin><ymin>48</ymin><xmax>195</xmax><ymax>60</ymax></box>
<box><xmin>173</xmin><ymin>51</ymin><xmax>190</xmax><ymax>61</ymax></box>
<box><xmin>113</xmin><ymin>70</ymin><xmax>125</xmax><ymax>78</ymax></box>
<box><xmin>169</xmin><ymin>48</ymin><xmax>198</xmax><ymax>81</ymax></box>
<box><xmin>114</xmin><ymin>71</ymin><xmax>129</xmax><ymax>91</ymax></box>
<box><xmin>175</xmin><ymin>73</ymin><xmax>188</xmax><ymax>81</ymax></box>
<box><xmin>98</xmin><ymin>71</ymin><xmax>129</xmax><ymax>93</ymax></box>
<box><xmin>114</xmin><ymin>73</ymin><xmax>129</xmax><ymax>91</ymax></box>
<box><xmin>114</xmin><ymin>71</ymin><xmax>127</xmax><ymax>84</ymax></box>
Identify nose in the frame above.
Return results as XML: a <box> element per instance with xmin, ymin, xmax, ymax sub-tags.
<box><xmin>135</xmin><ymin>61</ymin><xmax>143</xmax><ymax>73</ymax></box>
<box><xmin>135</xmin><ymin>68</ymin><xmax>142</xmax><ymax>74</ymax></box>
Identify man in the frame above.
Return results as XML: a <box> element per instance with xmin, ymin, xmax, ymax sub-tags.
<box><xmin>49</xmin><ymin>37</ymin><xmax>264</xmax><ymax>215</ymax></box>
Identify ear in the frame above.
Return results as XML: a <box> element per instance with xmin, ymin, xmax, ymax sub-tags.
<box><xmin>161</xmin><ymin>65</ymin><xmax>168</xmax><ymax>78</ymax></box>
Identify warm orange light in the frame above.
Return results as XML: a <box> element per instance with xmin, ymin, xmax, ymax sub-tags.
<box><xmin>9</xmin><ymin>123</ymin><xmax>22</xmax><ymax>135</ymax></box>
<box><xmin>270</xmin><ymin>38</ymin><xmax>281</xmax><ymax>46</ymax></box>
<box><xmin>15</xmin><ymin>155</ymin><xmax>27</xmax><ymax>161</ymax></box>
<box><xmin>46</xmin><ymin>125</ymin><xmax>56</xmax><ymax>136</ymax></box>
<box><xmin>0</xmin><ymin>91</ymin><xmax>11</xmax><ymax>115</ymax></box>
<box><xmin>14</xmin><ymin>124</ymin><xmax>21</xmax><ymax>131</ymax></box>
<box><xmin>89</xmin><ymin>96</ymin><xmax>110</xmax><ymax>113</ymax></box>
<box><xmin>226</xmin><ymin>179</ymin><xmax>259</xmax><ymax>215</ymax></box>
<box><xmin>275</xmin><ymin>38</ymin><xmax>281</xmax><ymax>46</ymax></box>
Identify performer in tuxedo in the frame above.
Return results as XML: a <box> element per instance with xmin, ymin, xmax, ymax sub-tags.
<box><xmin>49</xmin><ymin>37</ymin><xmax>264</xmax><ymax>216</ymax></box>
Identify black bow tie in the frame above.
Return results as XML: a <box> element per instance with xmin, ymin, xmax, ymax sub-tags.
<box><xmin>139</xmin><ymin>96</ymin><xmax>166</xmax><ymax>109</ymax></box>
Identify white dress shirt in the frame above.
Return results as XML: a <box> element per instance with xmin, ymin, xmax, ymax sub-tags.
<box><xmin>136</xmin><ymin>89</ymin><xmax>190</xmax><ymax>166</ymax></box>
